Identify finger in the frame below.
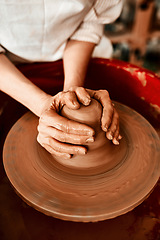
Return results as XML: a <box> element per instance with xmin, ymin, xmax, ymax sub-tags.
<box><xmin>109</xmin><ymin>109</ymin><xmax>119</xmax><ymax>135</ymax></box>
<box><xmin>118</xmin><ymin>134</ymin><xmax>122</xmax><ymax>140</ymax></box>
<box><xmin>38</xmin><ymin>124</ymin><xmax>94</xmax><ymax>144</ymax></box>
<box><xmin>38</xmin><ymin>140</ymin><xmax>72</xmax><ymax>159</ymax></box>
<box><xmin>63</xmin><ymin>91</ymin><xmax>80</xmax><ymax>109</ymax></box>
<box><xmin>106</xmin><ymin>109</ymin><xmax>119</xmax><ymax>142</ymax></box>
<box><xmin>43</xmin><ymin>137</ymin><xmax>87</xmax><ymax>155</ymax></box>
<box><xmin>40</xmin><ymin>110</ymin><xmax>94</xmax><ymax>136</ymax></box>
<box><xmin>91</xmin><ymin>90</ymin><xmax>114</xmax><ymax>131</ymax></box>
<box><xmin>74</xmin><ymin>87</ymin><xmax>91</xmax><ymax>106</ymax></box>
<box><xmin>112</xmin><ymin>126</ymin><xmax>120</xmax><ymax>145</ymax></box>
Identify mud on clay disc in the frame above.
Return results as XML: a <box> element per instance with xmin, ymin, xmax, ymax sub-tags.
<box><xmin>3</xmin><ymin>102</ymin><xmax>160</xmax><ymax>222</ymax></box>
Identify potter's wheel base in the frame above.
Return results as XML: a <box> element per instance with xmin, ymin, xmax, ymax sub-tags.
<box><xmin>3</xmin><ymin>102</ymin><xmax>160</xmax><ymax>222</ymax></box>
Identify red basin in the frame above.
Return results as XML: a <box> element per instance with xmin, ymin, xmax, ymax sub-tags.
<box><xmin>0</xmin><ymin>58</ymin><xmax>160</xmax><ymax>239</ymax></box>
<box><xmin>16</xmin><ymin>58</ymin><xmax>160</xmax><ymax>127</ymax></box>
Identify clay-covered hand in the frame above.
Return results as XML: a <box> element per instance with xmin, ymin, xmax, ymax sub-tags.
<box><xmin>66</xmin><ymin>87</ymin><xmax>121</xmax><ymax>145</ymax></box>
<box><xmin>86</xmin><ymin>88</ymin><xmax>121</xmax><ymax>145</ymax></box>
<box><xmin>86</xmin><ymin>89</ymin><xmax>122</xmax><ymax>145</ymax></box>
<box><xmin>61</xmin><ymin>87</ymin><xmax>121</xmax><ymax>145</ymax></box>
<box><xmin>37</xmin><ymin>90</ymin><xmax>95</xmax><ymax>159</ymax></box>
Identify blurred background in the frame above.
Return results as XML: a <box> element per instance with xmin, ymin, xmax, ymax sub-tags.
<box><xmin>105</xmin><ymin>0</ymin><xmax>160</xmax><ymax>74</ymax></box>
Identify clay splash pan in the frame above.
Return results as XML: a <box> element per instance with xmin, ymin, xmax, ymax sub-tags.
<box><xmin>3</xmin><ymin>102</ymin><xmax>160</xmax><ymax>222</ymax></box>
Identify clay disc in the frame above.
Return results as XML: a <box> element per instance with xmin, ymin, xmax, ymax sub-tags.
<box><xmin>3</xmin><ymin>102</ymin><xmax>160</xmax><ymax>222</ymax></box>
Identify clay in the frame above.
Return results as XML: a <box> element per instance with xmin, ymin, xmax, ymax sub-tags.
<box><xmin>56</xmin><ymin>99</ymin><xmax>127</xmax><ymax>174</ymax></box>
<box><xmin>3</xmin><ymin>102</ymin><xmax>160</xmax><ymax>222</ymax></box>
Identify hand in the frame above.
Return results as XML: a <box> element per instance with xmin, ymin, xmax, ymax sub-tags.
<box><xmin>37</xmin><ymin>87</ymin><xmax>121</xmax><ymax>159</ymax></box>
<box><xmin>37</xmin><ymin>90</ymin><xmax>95</xmax><ymax>159</ymax></box>
<box><xmin>68</xmin><ymin>87</ymin><xmax>121</xmax><ymax>145</ymax></box>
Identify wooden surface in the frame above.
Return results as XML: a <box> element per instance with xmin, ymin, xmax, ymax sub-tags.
<box><xmin>0</xmin><ymin>59</ymin><xmax>160</xmax><ymax>239</ymax></box>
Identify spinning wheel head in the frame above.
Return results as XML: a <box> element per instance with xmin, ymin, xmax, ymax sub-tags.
<box><xmin>3</xmin><ymin>102</ymin><xmax>160</xmax><ymax>222</ymax></box>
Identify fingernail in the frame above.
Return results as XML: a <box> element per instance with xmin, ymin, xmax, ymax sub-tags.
<box><xmin>64</xmin><ymin>154</ymin><xmax>72</xmax><ymax>159</ymax></box>
<box><xmin>88</xmin><ymin>130</ymin><xmax>94</xmax><ymax>137</ymax></box>
<box><xmin>113</xmin><ymin>139</ymin><xmax>119</xmax><ymax>145</ymax></box>
<box><xmin>72</xmin><ymin>101</ymin><xmax>78</xmax><ymax>106</ymax></box>
<box><xmin>107</xmin><ymin>132</ymin><xmax>113</xmax><ymax>140</ymax></box>
<box><xmin>85</xmin><ymin>97</ymin><xmax>91</xmax><ymax>105</ymax></box>
<box><xmin>118</xmin><ymin>135</ymin><xmax>122</xmax><ymax>140</ymax></box>
<box><xmin>103</xmin><ymin>125</ymin><xmax>108</xmax><ymax>131</ymax></box>
<box><xmin>86</xmin><ymin>137</ymin><xmax>94</xmax><ymax>143</ymax></box>
<box><xmin>79</xmin><ymin>148</ymin><xmax>86</xmax><ymax>155</ymax></box>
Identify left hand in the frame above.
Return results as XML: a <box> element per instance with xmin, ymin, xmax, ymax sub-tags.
<box><xmin>67</xmin><ymin>87</ymin><xmax>121</xmax><ymax>145</ymax></box>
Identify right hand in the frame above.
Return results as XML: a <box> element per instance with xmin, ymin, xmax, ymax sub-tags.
<box><xmin>37</xmin><ymin>90</ymin><xmax>95</xmax><ymax>159</ymax></box>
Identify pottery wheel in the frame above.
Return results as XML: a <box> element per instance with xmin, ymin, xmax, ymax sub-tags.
<box><xmin>3</xmin><ymin>102</ymin><xmax>160</xmax><ymax>222</ymax></box>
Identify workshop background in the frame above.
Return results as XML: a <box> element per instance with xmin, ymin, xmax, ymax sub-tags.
<box><xmin>106</xmin><ymin>0</ymin><xmax>160</xmax><ymax>74</ymax></box>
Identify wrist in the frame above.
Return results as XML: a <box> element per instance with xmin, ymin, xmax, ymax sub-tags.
<box><xmin>35</xmin><ymin>94</ymin><xmax>54</xmax><ymax>117</ymax></box>
<box><xmin>63</xmin><ymin>73</ymin><xmax>85</xmax><ymax>91</ymax></box>
<box><xmin>63</xmin><ymin>40</ymin><xmax>95</xmax><ymax>91</ymax></box>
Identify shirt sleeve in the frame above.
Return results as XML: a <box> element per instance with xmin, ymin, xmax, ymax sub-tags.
<box><xmin>70</xmin><ymin>0</ymin><xmax>123</xmax><ymax>44</ymax></box>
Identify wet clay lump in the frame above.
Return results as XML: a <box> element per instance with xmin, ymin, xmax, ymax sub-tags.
<box><xmin>57</xmin><ymin>99</ymin><xmax>127</xmax><ymax>175</ymax></box>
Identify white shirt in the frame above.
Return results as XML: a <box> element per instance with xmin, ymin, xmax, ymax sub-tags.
<box><xmin>0</xmin><ymin>0</ymin><xmax>123</xmax><ymax>63</ymax></box>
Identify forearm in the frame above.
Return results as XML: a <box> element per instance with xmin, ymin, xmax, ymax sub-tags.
<box><xmin>0</xmin><ymin>54</ymin><xmax>51</xmax><ymax>116</ymax></box>
<box><xmin>63</xmin><ymin>40</ymin><xmax>95</xmax><ymax>90</ymax></box>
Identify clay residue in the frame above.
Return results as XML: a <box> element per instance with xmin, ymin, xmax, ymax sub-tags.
<box><xmin>147</xmin><ymin>73</ymin><xmax>155</xmax><ymax>78</ymax></box>
<box><xmin>121</xmin><ymin>66</ymin><xmax>138</xmax><ymax>75</ymax></box>
<box><xmin>122</xmin><ymin>67</ymin><xmax>147</xmax><ymax>87</ymax></box>
<box><xmin>149</xmin><ymin>103</ymin><xmax>160</xmax><ymax>119</ymax></box>
<box><xmin>141</xmin><ymin>97</ymin><xmax>145</xmax><ymax>101</ymax></box>
<box><xmin>116</xmin><ymin>66</ymin><xmax>121</xmax><ymax>69</ymax></box>
<box><xmin>137</xmin><ymin>72</ymin><xmax>147</xmax><ymax>87</ymax></box>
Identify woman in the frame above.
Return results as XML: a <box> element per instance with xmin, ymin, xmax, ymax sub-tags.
<box><xmin>0</xmin><ymin>0</ymin><xmax>123</xmax><ymax>159</ymax></box>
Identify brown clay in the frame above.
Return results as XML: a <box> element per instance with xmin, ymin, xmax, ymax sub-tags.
<box><xmin>56</xmin><ymin>99</ymin><xmax>127</xmax><ymax>175</ymax></box>
<box><xmin>3</xmin><ymin>101</ymin><xmax>160</xmax><ymax>222</ymax></box>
